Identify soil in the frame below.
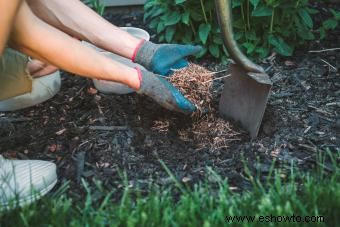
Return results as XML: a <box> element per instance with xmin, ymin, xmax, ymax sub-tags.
<box><xmin>0</xmin><ymin>3</ymin><xmax>339</xmax><ymax>198</ymax></box>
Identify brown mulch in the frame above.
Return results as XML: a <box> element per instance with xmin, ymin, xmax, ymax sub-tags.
<box><xmin>165</xmin><ymin>64</ymin><xmax>241</xmax><ymax>151</ymax></box>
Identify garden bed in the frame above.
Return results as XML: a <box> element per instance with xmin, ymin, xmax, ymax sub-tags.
<box><xmin>0</xmin><ymin>4</ymin><xmax>339</xmax><ymax>198</ymax></box>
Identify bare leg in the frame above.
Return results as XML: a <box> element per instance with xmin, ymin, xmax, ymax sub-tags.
<box><xmin>10</xmin><ymin>1</ymin><xmax>140</xmax><ymax>89</ymax></box>
<box><xmin>0</xmin><ymin>0</ymin><xmax>23</xmax><ymax>54</ymax></box>
<box><xmin>26</xmin><ymin>0</ymin><xmax>141</xmax><ymax>59</ymax></box>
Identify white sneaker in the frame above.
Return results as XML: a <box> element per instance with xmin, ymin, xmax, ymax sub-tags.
<box><xmin>0</xmin><ymin>155</ymin><xmax>57</xmax><ymax>210</ymax></box>
<box><xmin>0</xmin><ymin>70</ymin><xmax>61</xmax><ymax>112</ymax></box>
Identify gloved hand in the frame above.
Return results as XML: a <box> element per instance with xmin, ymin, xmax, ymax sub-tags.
<box><xmin>135</xmin><ymin>68</ymin><xmax>196</xmax><ymax>114</ymax></box>
<box><xmin>132</xmin><ymin>41</ymin><xmax>202</xmax><ymax>76</ymax></box>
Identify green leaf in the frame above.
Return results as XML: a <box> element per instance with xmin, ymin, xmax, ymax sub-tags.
<box><xmin>298</xmin><ymin>30</ymin><xmax>315</xmax><ymax>40</ymax></box>
<box><xmin>232</xmin><ymin>0</ymin><xmax>242</xmax><ymax>8</ymax></box>
<box><xmin>233</xmin><ymin>18</ymin><xmax>246</xmax><ymax>29</ymax></box>
<box><xmin>213</xmin><ymin>35</ymin><xmax>223</xmax><ymax>45</ymax></box>
<box><xmin>295</xmin><ymin>16</ymin><xmax>315</xmax><ymax>40</ymax></box>
<box><xmin>268</xmin><ymin>35</ymin><xmax>293</xmax><ymax>56</ymax></box>
<box><xmin>164</xmin><ymin>12</ymin><xmax>181</xmax><ymax>26</ymax></box>
<box><xmin>181</xmin><ymin>11</ymin><xmax>190</xmax><ymax>25</ymax></box>
<box><xmin>182</xmin><ymin>31</ymin><xmax>193</xmax><ymax>43</ymax></box>
<box><xmin>221</xmin><ymin>55</ymin><xmax>229</xmax><ymax>64</ymax></box>
<box><xmin>165</xmin><ymin>26</ymin><xmax>176</xmax><ymax>43</ymax></box>
<box><xmin>249</xmin><ymin>0</ymin><xmax>260</xmax><ymax>9</ymax></box>
<box><xmin>266</xmin><ymin>0</ymin><xmax>280</xmax><ymax>7</ymax></box>
<box><xmin>209</xmin><ymin>44</ymin><xmax>220</xmax><ymax>58</ymax></box>
<box><xmin>190</xmin><ymin>10</ymin><xmax>204</xmax><ymax>21</ymax></box>
<box><xmin>242</xmin><ymin>42</ymin><xmax>256</xmax><ymax>54</ymax></box>
<box><xmin>252</xmin><ymin>6</ymin><xmax>272</xmax><ymax>17</ymax></box>
<box><xmin>144</xmin><ymin>7</ymin><xmax>165</xmax><ymax>21</ymax></box>
<box><xmin>245</xmin><ymin>31</ymin><xmax>258</xmax><ymax>41</ymax></box>
<box><xmin>149</xmin><ymin>18</ymin><xmax>160</xmax><ymax>29</ymax></box>
<box><xmin>175</xmin><ymin>0</ymin><xmax>186</xmax><ymax>4</ymax></box>
<box><xmin>199</xmin><ymin>23</ymin><xmax>211</xmax><ymax>44</ymax></box>
<box><xmin>158</xmin><ymin>34</ymin><xmax>165</xmax><ymax>42</ymax></box>
<box><xmin>255</xmin><ymin>47</ymin><xmax>270</xmax><ymax>59</ymax></box>
<box><xmin>322</xmin><ymin>19</ymin><xmax>338</xmax><ymax>30</ymax></box>
<box><xmin>298</xmin><ymin>9</ymin><xmax>313</xmax><ymax>28</ymax></box>
<box><xmin>197</xmin><ymin>47</ymin><xmax>208</xmax><ymax>58</ymax></box>
<box><xmin>330</xmin><ymin>9</ymin><xmax>340</xmax><ymax>20</ymax></box>
<box><xmin>144</xmin><ymin>1</ymin><xmax>157</xmax><ymax>10</ymax></box>
<box><xmin>234</xmin><ymin>31</ymin><xmax>243</xmax><ymax>41</ymax></box>
<box><xmin>306</xmin><ymin>7</ymin><xmax>319</xmax><ymax>15</ymax></box>
<box><xmin>318</xmin><ymin>28</ymin><xmax>326</xmax><ymax>40</ymax></box>
<box><xmin>222</xmin><ymin>45</ymin><xmax>229</xmax><ymax>56</ymax></box>
<box><xmin>157</xmin><ymin>21</ymin><xmax>166</xmax><ymax>33</ymax></box>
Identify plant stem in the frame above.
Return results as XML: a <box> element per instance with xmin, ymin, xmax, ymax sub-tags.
<box><xmin>247</xmin><ymin>0</ymin><xmax>251</xmax><ymax>30</ymax></box>
<box><xmin>295</xmin><ymin>0</ymin><xmax>301</xmax><ymax>8</ymax></box>
<box><xmin>190</xmin><ymin>21</ymin><xmax>196</xmax><ymax>36</ymax></box>
<box><xmin>240</xmin><ymin>3</ymin><xmax>248</xmax><ymax>42</ymax></box>
<box><xmin>200</xmin><ymin>0</ymin><xmax>208</xmax><ymax>24</ymax></box>
<box><xmin>241</xmin><ymin>3</ymin><xmax>245</xmax><ymax>22</ymax></box>
<box><xmin>286</xmin><ymin>0</ymin><xmax>300</xmax><ymax>32</ymax></box>
<box><xmin>241</xmin><ymin>3</ymin><xmax>247</xmax><ymax>34</ymax></box>
<box><xmin>270</xmin><ymin>8</ymin><xmax>275</xmax><ymax>34</ymax></box>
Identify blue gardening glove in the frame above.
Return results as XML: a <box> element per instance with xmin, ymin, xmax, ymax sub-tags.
<box><xmin>136</xmin><ymin>68</ymin><xmax>196</xmax><ymax>114</ymax></box>
<box><xmin>133</xmin><ymin>41</ymin><xmax>202</xmax><ymax>76</ymax></box>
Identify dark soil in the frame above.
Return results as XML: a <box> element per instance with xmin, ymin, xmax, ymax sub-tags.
<box><xmin>0</xmin><ymin>4</ymin><xmax>339</xmax><ymax>198</ymax></box>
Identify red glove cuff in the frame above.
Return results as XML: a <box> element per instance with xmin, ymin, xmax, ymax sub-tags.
<box><xmin>131</xmin><ymin>39</ymin><xmax>146</xmax><ymax>62</ymax></box>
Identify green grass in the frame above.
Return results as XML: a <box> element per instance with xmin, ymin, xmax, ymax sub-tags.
<box><xmin>1</xmin><ymin>150</ymin><xmax>339</xmax><ymax>227</ymax></box>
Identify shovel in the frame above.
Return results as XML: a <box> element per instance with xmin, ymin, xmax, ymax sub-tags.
<box><xmin>215</xmin><ymin>0</ymin><xmax>273</xmax><ymax>138</ymax></box>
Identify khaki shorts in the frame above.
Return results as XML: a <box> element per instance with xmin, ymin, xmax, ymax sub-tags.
<box><xmin>0</xmin><ymin>48</ymin><xmax>32</xmax><ymax>101</ymax></box>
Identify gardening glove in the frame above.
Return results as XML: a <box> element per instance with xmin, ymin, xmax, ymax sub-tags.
<box><xmin>135</xmin><ymin>67</ymin><xmax>196</xmax><ymax>114</ymax></box>
<box><xmin>132</xmin><ymin>40</ymin><xmax>202</xmax><ymax>76</ymax></box>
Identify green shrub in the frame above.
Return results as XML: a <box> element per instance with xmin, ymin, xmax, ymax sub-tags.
<box><xmin>144</xmin><ymin>0</ymin><xmax>339</xmax><ymax>61</ymax></box>
<box><xmin>318</xmin><ymin>8</ymin><xmax>340</xmax><ymax>39</ymax></box>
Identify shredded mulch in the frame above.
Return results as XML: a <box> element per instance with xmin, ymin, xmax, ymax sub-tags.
<box><xmin>165</xmin><ymin>64</ymin><xmax>241</xmax><ymax>150</ymax></box>
<box><xmin>169</xmin><ymin>64</ymin><xmax>214</xmax><ymax>113</ymax></box>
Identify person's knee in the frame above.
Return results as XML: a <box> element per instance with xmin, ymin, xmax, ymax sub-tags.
<box><xmin>0</xmin><ymin>45</ymin><xmax>5</xmax><ymax>57</ymax></box>
<box><xmin>0</xmin><ymin>48</ymin><xmax>32</xmax><ymax>100</ymax></box>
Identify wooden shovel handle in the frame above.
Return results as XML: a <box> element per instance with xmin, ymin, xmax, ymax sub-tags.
<box><xmin>215</xmin><ymin>0</ymin><xmax>265</xmax><ymax>73</ymax></box>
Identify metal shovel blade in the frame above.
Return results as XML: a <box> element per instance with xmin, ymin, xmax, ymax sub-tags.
<box><xmin>219</xmin><ymin>64</ymin><xmax>272</xmax><ymax>138</ymax></box>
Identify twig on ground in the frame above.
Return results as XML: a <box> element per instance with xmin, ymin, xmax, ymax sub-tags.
<box><xmin>69</xmin><ymin>85</ymin><xmax>86</xmax><ymax>102</ymax></box>
<box><xmin>203</xmin><ymin>74</ymin><xmax>231</xmax><ymax>84</ymax></box>
<box><xmin>308</xmin><ymin>105</ymin><xmax>333</xmax><ymax>116</ymax></box>
<box><xmin>265</xmin><ymin>65</ymin><xmax>274</xmax><ymax>72</ymax></box>
<box><xmin>89</xmin><ymin>125</ymin><xmax>128</xmax><ymax>131</ymax></box>
<box><xmin>298</xmin><ymin>144</ymin><xmax>317</xmax><ymax>152</ymax></box>
<box><xmin>309</xmin><ymin>47</ymin><xmax>340</xmax><ymax>53</ymax></box>
<box><xmin>205</xmin><ymin>69</ymin><xmax>229</xmax><ymax>75</ymax></box>
<box><xmin>78</xmin><ymin>140</ymin><xmax>90</xmax><ymax>148</ymax></box>
<box><xmin>55</xmin><ymin>128</ymin><xmax>67</xmax><ymax>135</ymax></box>
<box><xmin>320</xmin><ymin>59</ymin><xmax>338</xmax><ymax>72</ymax></box>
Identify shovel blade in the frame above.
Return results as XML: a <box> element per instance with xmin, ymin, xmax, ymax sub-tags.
<box><xmin>219</xmin><ymin>64</ymin><xmax>272</xmax><ymax>138</ymax></box>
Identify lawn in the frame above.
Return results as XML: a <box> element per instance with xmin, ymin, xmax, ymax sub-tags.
<box><xmin>1</xmin><ymin>150</ymin><xmax>339</xmax><ymax>226</ymax></box>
